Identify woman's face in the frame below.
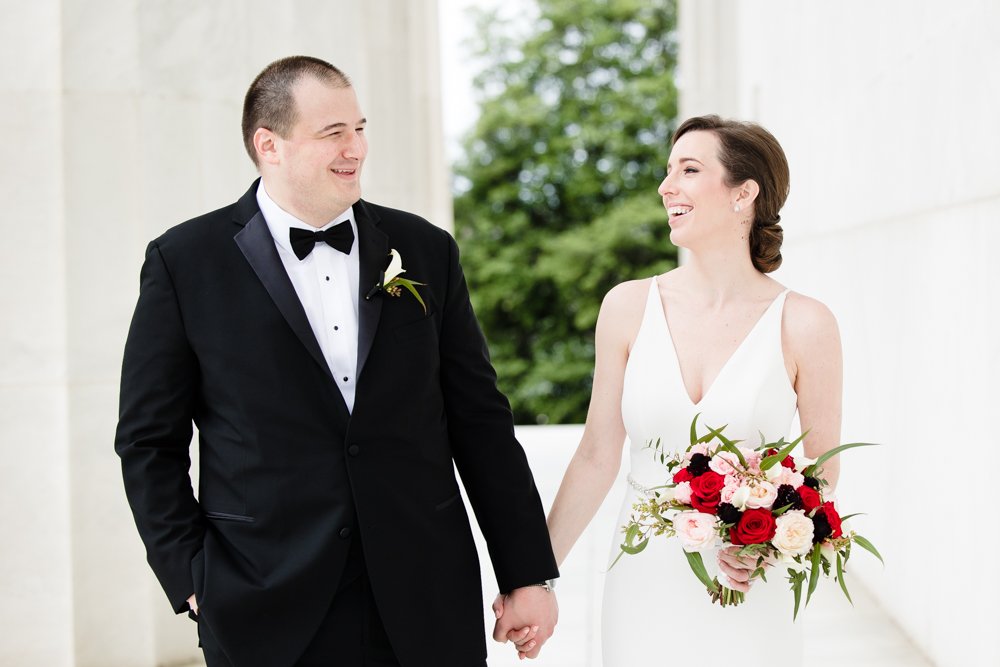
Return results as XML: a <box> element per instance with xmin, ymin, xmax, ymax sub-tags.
<box><xmin>657</xmin><ymin>130</ymin><xmax>742</xmax><ymax>249</ymax></box>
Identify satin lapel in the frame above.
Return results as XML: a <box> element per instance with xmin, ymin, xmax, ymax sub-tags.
<box><xmin>355</xmin><ymin>201</ymin><xmax>388</xmax><ymax>378</ymax></box>
<box><xmin>234</xmin><ymin>211</ymin><xmax>334</xmax><ymax>382</ymax></box>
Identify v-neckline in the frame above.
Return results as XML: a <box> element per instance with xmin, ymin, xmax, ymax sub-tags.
<box><xmin>650</xmin><ymin>276</ymin><xmax>787</xmax><ymax>407</ymax></box>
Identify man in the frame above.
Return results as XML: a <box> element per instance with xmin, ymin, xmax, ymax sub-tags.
<box><xmin>115</xmin><ymin>55</ymin><xmax>558</xmax><ymax>667</ymax></box>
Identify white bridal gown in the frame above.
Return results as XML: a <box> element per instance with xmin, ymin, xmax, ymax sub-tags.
<box><xmin>602</xmin><ymin>276</ymin><xmax>801</xmax><ymax>666</ymax></box>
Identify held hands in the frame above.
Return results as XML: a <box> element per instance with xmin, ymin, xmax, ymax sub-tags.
<box><xmin>491</xmin><ymin>586</ymin><xmax>558</xmax><ymax>660</ymax></box>
<box><xmin>187</xmin><ymin>593</ymin><xmax>199</xmax><ymax>615</ymax></box>
<box><xmin>716</xmin><ymin>546</ymin><xmax>775</xmax><ymax>592</ymax></box>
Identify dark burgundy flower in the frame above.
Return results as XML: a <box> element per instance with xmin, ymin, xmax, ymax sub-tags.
<box><xmin>717</xmin><ymin>502</ymin><xmax>742</xmax><ymax>525</ymax></box>
<box><xmin>688</xmin><ymin>453</ymin><xmax>711</xmax><ymax>477</ymax></box>
<box><xmin>773</xmin><ymin>484</ymin><xmax>802</xmax><ymax>511</ymax></box>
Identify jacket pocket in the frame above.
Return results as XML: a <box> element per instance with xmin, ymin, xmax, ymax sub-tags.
<box><xmin>203</xmin><ymin>511</ymin><xmax>255</xmax><ymax>523</ymax></box>
<box><xmin>392</xmin><ymin>314</ymin><xmax>437</xmax><ymax>343</ymax></box>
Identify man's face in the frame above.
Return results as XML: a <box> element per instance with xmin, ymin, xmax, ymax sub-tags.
<box><xmin>270</xmin><ymin>76</ymin><xmax>368</xmax><ymax>224</ymax></box>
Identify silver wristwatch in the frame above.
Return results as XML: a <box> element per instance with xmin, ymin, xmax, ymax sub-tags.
<box><xmin>532</xmin><ymin>578</ymin><xmax>557</xmax><ymax>592</ymax></box>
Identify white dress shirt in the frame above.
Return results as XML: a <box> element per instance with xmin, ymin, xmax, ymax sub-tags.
<box><xmin>256</xmin><ymin>182</ymin><xmax>360</xmax><ymax>412</ymax></box>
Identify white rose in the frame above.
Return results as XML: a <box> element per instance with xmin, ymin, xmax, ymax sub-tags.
<box><xmin>764</xmin><ymin>464</ymin><xmax>784</xmax><ymax>482</ymax></box>
<box><xmin>745</xmin><ymin>481</ymin><xmax>778</xmax><ymax>509</ymax></box>
<box><xmin>673</xmin><ymin>511</ymin><xmax>719</xmax><ymax>553</ymax></box>
<box><xmin>772</xmin><ymin>510</ymin><xmax>815</xmax><ymax>557</ymax></box>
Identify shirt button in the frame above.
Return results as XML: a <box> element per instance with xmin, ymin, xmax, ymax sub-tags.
<box><xmin>334</xmin><ymin>326</ymin><xmax>339</xmax><ymax>331</ymax></box>
<box><xmin>339</xmin><ymin>527</ymin><xmax>352</xmax><ymax>539</ymax></box>
<box><xmin>325</xmin><ymin>276</ymin><xmax>330</xmax><ymax>281</ymax></box>
<box><xmin>342</xmin><ymin>376</ymin><xmax>349</xmax><ymax>382</ymax></box>
<box><xmin>348</xmin><ymin>445</ymin><xmax>360</xmax><ymax>457</ymax></box>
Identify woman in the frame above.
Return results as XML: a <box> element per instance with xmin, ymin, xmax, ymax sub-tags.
<box><xmin>498</xmin><ymin>115</ymin><xmax>842</xmax><ymax>663</ymax></box>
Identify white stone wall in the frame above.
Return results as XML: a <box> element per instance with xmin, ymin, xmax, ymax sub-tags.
<box><xmin>0</xmin><ymin>1</ymin><xmax>448</xmax><ymax>665</ymax></box>
<box><xmin>679</xmin><ymin>1</ymin><xmax>1000</xmax><ymax>665</ymax></box>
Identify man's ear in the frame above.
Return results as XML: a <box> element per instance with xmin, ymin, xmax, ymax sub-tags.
<box><xmin>254</xmin><ymin>127</ymin><xmax>280</xmax><ymax>166</ymax></box>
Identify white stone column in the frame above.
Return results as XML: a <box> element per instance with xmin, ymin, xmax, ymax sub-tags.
<box><xmin>0</xmin><ymin>1</ymin><xmax>449</xmax><ymax>665</ymax></box>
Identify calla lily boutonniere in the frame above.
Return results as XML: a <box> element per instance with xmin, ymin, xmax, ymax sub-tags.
<box><xmin>365</xmin><ymin>248</ymin><xmax>427</xmax><ymax>313</ymax></box>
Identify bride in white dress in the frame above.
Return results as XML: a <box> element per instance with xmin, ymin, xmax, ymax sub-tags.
<box><xmin>498</xmin><ymin>115</ymin><xmax>844</xmax><ymax>664</ymax></box>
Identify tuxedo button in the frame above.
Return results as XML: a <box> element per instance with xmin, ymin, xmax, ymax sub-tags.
<box><xmin>348</xmin><ymin>445</ymin><xmax>360</xmax><ymax>457</ymax></box>
<box><xmin>339</xmin><ymin>527</ymin><xmax>352</xmax><ymax>539</ymax></box>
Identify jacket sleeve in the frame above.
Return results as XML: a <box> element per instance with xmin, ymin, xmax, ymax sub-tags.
<box><xmin>115</xmin><ymin>241</ymin><xmax>205</xmax><ymax>613</ymax></box>
<box><xmin>437</xmin><ymin>234</ymin><xmax>559</xmax><ymax>593</ymax></box>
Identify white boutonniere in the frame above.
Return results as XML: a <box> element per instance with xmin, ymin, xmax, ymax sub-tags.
<box><xmin>365</xmin><ymin>248</ymin><xmax>427</xmax><ymax>313</ymax></box>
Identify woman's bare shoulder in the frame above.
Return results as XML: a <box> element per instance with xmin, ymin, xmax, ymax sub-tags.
<box><xmin>783</xmin><ymin>291</ymin><xmax>841</xmax><ymax>352</ymax></box>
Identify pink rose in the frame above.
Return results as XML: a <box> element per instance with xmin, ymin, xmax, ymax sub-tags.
<box><xmin>771</xmin><ymin>467</ymin><xmax>805</xmax><ymax>489</ymax></box>
<box><xmin>673</xmin><ymin>481</ymin><xmax>692</xmax><ymax>505</ymax></box>
<box><xmin>744</xmin><ymin>481</ymin><xmax>778</xmax><ymax>509</ymax></box>
<box><xmin>673</xmin><ymin>511</ymin><xmax>719</xmax><ymax>553</ymax></box>
<box><xmin>684</xmin><ymin>443</ymin><xmax>709</xmax><ymax>461</ymax></box>
<box><xmin>709</xmin><ymin>451</ymin><xmax>741</xmax><ymax>476</ymax></box>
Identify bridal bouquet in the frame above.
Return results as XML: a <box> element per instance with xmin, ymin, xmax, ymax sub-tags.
<box><xmin>614</xmin><ymin>415</ymin><xmax>881</xmax><ymax>619</ymax></box>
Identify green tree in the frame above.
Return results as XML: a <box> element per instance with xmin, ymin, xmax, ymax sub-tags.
<box><xmin>454</xmin><ymin>0</ymin><xmax>680</xmax><ymax>424</ymax></box>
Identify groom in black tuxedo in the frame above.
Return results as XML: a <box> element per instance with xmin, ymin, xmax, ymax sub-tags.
<box><xmin>115</xmin><ymin>56</ymin><xmax>558</xmax><ymax>667</ymax></box>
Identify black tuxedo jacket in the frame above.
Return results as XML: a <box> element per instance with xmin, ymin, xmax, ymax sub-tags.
<box><xmin>115</xmin><ymin>181</ymin><xmax>558</xmax><ymax>667</ymax></box>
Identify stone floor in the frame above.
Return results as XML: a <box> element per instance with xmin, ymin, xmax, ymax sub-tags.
<box><xmin>176</xmin><ymin>425</ymin><xmax>932</xmax><ymax>667</ymax></box>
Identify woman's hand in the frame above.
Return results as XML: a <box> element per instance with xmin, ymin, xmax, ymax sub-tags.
<box><xmin>717</xmin><ymin>546</ymin><xmax>773</xmax><ymax>592</ymax></box>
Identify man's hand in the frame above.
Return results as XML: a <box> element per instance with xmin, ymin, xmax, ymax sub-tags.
<box><xmin>187</xmin><ymin>593</ymin><xmax>199</xmax><ymax>615</ymax></box>
<box><xmin>491</xmin><ymin>586</ymin><xmax>557</xmax><ymax>660</ymax></box>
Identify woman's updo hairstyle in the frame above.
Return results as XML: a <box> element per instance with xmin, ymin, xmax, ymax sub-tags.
<box><xmin>673</xmin><ymin>115</ymin><xmax>790</xmax><ymax>273</ymax></box>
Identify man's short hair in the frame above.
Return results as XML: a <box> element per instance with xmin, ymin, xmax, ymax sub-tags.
<box><xmin>242</xmin><ymin>56</ymin><xmax>351</xmax><ymax>166</ymax></box>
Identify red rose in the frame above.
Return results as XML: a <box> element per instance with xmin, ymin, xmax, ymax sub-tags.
<box><xmin>765</xmin><ymin>447</ymin><xmax>796</xmax><ymax>469</ymax></box>
<box><xmin>815</xmin><ymin>502</ymin><xmax>843</xmax><ymax>539</ymax></box>
<box><xmin>730</xmin><ymin>508</ymin><xmax>777</xmax><ymax>545</ymax></box>
<box><xmin>797</xmin><ymin>485</ymin><xmax>821</xmax><ymax>513</ymax></box>
<box><xmin>690</xmin><ymin>470</ymin><xmax>725</xmax><ymax>496</ymax></box>
<box><xmin>673</xmin><ymin>467</ymin><xmax>693</xmax><ymax>483</ymax></box>
<box><xmin>689</xmin><ymin>470</ymin><xmax>725</xmax><ymax>514</ymax></box>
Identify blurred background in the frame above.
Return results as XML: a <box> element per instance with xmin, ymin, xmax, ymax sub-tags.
<box><xmin>2</xmin><ymin>0</ymin><xmax>997</xmax><ymax>665</ymax></box>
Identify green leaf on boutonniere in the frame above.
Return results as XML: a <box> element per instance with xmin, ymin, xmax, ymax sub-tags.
<box><xmin>390</xmin><ymin>277</ymin><xmax>427</xmax><ymax>314</ymax></box>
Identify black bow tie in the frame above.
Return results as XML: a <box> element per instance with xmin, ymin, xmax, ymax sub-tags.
<box><xmin>289</xmin><ymin>222</ymin><xmax>354</xmax><ymax>260</ymax></box>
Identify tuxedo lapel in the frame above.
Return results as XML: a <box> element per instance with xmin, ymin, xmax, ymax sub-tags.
<box><xmin>355</xmin><ymin>200</ymin><xmax>388</xmax><ymax>379</ymax></box>
<box><xmin>233</xmin><ymin>211</ymin><xmax>337</xmax><ymax>385</ymax></box>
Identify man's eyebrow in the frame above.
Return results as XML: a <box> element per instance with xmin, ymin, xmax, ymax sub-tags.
<box><xmin>316</xmin><ymin>118</ymin><xmax>367</xmax><ymax>134</ymax></box>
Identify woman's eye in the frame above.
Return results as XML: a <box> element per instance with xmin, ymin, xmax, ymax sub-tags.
<box><xmin>684</xmin><ymin>167</ymin><xmax>698</xmax><ymax>174</ymax></box>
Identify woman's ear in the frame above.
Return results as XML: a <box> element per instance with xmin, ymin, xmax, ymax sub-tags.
<box><xmin>733</xmin><ymin>179</ymin><xmax>760</xmax><ymax>212</ymax></box>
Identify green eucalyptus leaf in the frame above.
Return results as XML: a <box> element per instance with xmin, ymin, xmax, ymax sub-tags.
<box><xmin>836</xmin><ymin>552</ymin><xmax>853</xmax><ymax>605</ymax></box>
<box><xmin>853</xmin><ymin>535</ymin><xmax>884</xmax><ymax>564</ymax></box>
<box><xmin>806</xmin><ymin>544</ymin><xmax>822</xmax><ymax>604</ymax></box>
<box><xmin>803</xmin><ymin>442</ymin><xmax>878</xmax><ymax>477</ymax></box>
<box><xmin>685</xmin><ymin>551</ymin><xmax>719</xmax><ymax>592</ymax></box>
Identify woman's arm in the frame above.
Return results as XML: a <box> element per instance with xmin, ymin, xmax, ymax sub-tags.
<box><xmin>783</xmin><ymin>292</ymin><xmax>844</xmax><ymax>489</ymax></box>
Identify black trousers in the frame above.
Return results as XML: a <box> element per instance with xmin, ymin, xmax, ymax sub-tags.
<box><xmin>198</xmin><ymin>537</ymin><xmax>400</xmax><ymax>667</ymax></box>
